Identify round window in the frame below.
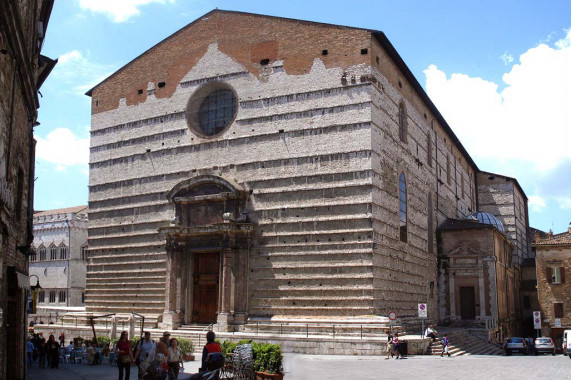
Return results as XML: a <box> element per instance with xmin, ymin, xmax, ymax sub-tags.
<box><xmin>186</xmin><ymin>83</ymin><xmax>238</xmax><ymax>137</ymax></box>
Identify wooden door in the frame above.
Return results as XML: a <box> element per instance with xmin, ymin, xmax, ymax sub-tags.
<box><xmin>460</xmin><ymin>286</ymin><xmax>476</xmax><ymax>319</ymax></box>
<box><xmin>192</xmin><ymin>252</ymin><xmax>220</xmax><ymax>323</ymax></box>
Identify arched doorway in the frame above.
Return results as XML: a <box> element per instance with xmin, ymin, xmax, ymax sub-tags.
<box><xmin>159</xmin><ymin>175</ymin><xmax>253</xmax><ymax>330</ymax></box>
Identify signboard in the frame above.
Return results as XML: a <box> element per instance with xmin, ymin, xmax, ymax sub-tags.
<box><xmin>555</xmin><ymin>319</ymin><xmax>562</xmax><ymax>328</ymax></box>
<box><xmin>418</xmin><ymin>303</ymin><xmax>427</xmax><ymax>318</ymax></box>
<box><xmin>533</xmin><ymin>311</ymin><xmax>541</xmax><ymax>329</ymax></box>
<box><xmin>388</xmin><ymin>311</ymin><xmax>397</xmax><ymax>321</ymax></box>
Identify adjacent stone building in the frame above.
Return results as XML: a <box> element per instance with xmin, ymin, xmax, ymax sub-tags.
<box><xmin>535</xmin><ymin>227</ymin><xmax>571</xmax><ymax>349</ymax></box>
<box><xmin>29</xmin><ymin>206</ymin><xmax>88</xmax><ymax>323</ymax></box>
<box><xmin>85</xmin><ymin>10</ymin><xmax>526</xmax><ymax>333</ymax></box>
<box><xmin>437</xmin><ymin>213</ymin><xmax>520</xmax><ymax>341</ymax></box>
<box><xmin>0</xmin><ymin>1</ymin><xmax>55</xmax><ymax>379</ymax></box>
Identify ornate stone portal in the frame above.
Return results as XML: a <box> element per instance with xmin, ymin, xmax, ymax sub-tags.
<box><xmin>159</xmin><ymin>175</ymin><xmax>253</xmax><ymax>330</ymax></box>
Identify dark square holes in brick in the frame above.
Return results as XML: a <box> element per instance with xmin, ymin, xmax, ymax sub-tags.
<box><xmin>361</xmin><ymin>48</ymin><xmax>368</xmax><ymax>55</ymax></box>
<box><xmin>158</xmin><ymin>82</ymin><xmax>166</xmax><ymax>88</ymax></box>
<box><xmin>138</xmin><ymin>89</ymin><xmax>143</xmax><ymax>95</ymax></box>
<box><xmin>322</xmin><ymin>49</ymin><xmax>328</xmax><ymax>56</ymax></box>
<box><xmin>278</xmin><ymin>129</ymin><xmax>284</xmax><ymax>134</ymax></box>
<box><xmin>260</xmin><ymin>58</ymin><xmax>270</xmax><ymax>65</ymax></box>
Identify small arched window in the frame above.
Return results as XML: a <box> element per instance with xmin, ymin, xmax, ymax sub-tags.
<box><xmin>399</xmin><ymin>172</ymin><xmax>407</xmax><ymax>242</ymax></box>
<box><xmin>49</xmin><ymin>244</ymin><xmax>57</xmax><ymax>260</ymax></box>
<box><xmin>59</xmin><ymin>243</ymin><xmax>67</xmax><ymax>260</ymax></box>
<box><xmin>398</xmin><ymin>102</ymin><xmax>407</xmax><ymax>142</ymax></box>
<box><xmin>39</xmin><ymin>245</ymin><xmax>46</xmax><ymax>261</ymax></box>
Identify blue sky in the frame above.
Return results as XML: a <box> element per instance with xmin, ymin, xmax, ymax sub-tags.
<box><xmin>35</xmin><ymin>0</ymin><xmax>570</xmax><ymax>233</ymax></box>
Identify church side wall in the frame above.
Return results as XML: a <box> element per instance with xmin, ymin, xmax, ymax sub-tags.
<box><xmin>369</xmin><ymin>37</ymin><xmax>476</xmax><ymax>322</ymax></box>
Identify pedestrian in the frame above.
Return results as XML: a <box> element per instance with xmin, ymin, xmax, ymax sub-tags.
<box><xmin>46</xmin><ymin>334</ymin><xmax>60</xmax><ymax>368</ymax></box>
<box><xmin>160</xmin><ymin>332</ymin><xmax>171</xmax><ymax>348</ymax></box>
<box><xmin>440</xmin><ymin>334</ymin><xmax>451</xmax><ymax>357</ymax></box>
<box><xmin>392</xmin><ymin>333</ymin><xmax>402</xmax><ymax>359</ymax></box>
<box><xmin>167</xmin><ymin>338</ymin><xmax>184</xmax><ymax>379</ymax></box>
<box><xmin>189</xmin><ymin>331</ymin><xmax>222</xmax><ymax>380</ymax></box>
<box><xmin>38</xmin><ymin>338</ymin><xmax>47</xmax><ymax>368</ymax></box>
<box><xmin>134</xmin><ymin>331</ymin><xmax>155</xmax><ymax>379</ymax></box>
<box><xmin>115</xmin><ymin>331</ymin><xmax>134</xmax><ymax>380</ymax></box>
<box><xmin>424</xmin><ymin>325</ymin><xmax>438</xmax><ymax>342</ymax></box>
<box><xmin>27</xmin><ymin>337</ymin><xmax>35</xmax><ymax>367</ymax></box>
<box><xmin>385</xmin><ymin>330</ymin><xmax>394</xmax><ymax>359</ymax></box>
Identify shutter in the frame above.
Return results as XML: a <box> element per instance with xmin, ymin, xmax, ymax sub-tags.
<box><xmin>560</xmin><ymin>267</ymin><xmax>565</xmax><ymax>284</ymax></box>
<box><xmin>546</xmin><ymin>267</ymin><xmax>552</xmax><ymax>283</ymax></box>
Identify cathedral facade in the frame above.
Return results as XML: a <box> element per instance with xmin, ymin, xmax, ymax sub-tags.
<box><xmin>86</xmin><ymin>10</ymin><xmax>526</xmax><ymax>332</ymax></box>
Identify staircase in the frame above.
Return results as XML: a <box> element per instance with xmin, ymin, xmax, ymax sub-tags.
<box><xmin>426</xmin><ymin>328</ymin><xmax>504</xmax><ymax>357</ymax></box>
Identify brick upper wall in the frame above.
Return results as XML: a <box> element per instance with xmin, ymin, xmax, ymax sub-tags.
<box><xmin>90</xmin><ymin>10</ymin><xmax>371</xmax><ymax>114</ymax></box>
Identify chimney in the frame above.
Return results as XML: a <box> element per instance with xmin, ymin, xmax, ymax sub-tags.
<box><xmin>548</xmin><ymin>229</ymin><xmax>553</xmax><ymax>236</ymax></box>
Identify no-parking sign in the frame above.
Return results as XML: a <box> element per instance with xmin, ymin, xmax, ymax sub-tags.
<box><xmin>533</xmin><ymin>311</ymin><xmax>541</xmax><ymax>329</ymax></box>
<box><xmin>418</xmin><ymin>303</ymin><xmax>427</xmax><ymax>318</ymax></box>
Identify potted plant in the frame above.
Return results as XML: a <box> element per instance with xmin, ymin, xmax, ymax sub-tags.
<box><xmin>178</xmin><ymin>338</ymin><xmax>195</xmax><ymax>361</ymax></box>
<box><xmin>252</xmin><ymin>343</ymin><xmax>284</xmax><ymax>380</ymax></box>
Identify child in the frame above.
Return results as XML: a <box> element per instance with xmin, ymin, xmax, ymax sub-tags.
<box><xmin>441</xmin><ymin>334</ymin><xmax>451</xmax><ymax>357</ymax></box>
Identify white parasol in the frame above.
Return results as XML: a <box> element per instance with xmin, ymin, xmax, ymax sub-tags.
<box><xmin>128</xmin><ymin>314</ymin><xmax>136</xmax><ymax>341</ymax></box>
<box><xmin>109</xmin><ymin>315</ymin><xmax>117</xmax><ymax>341</ymax></box>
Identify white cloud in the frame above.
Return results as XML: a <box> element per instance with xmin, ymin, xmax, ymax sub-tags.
<box><xmin>50</xmin><ymin>50</ymin><xmax>115</xmax><ymax>96</ymax></box>
<box><xmin>425</xmin><ymin>29</ymin><xmax>571</xmax><ymax>171</ymax></box>
<box><xmin>500</xmin><ymin>52</ymin><xmax>513</xmax><ymax>65</ymax></box>
<box><xmin>529</xmin><ymin>196</ymin><xmax>547</xmax><ymax>212</ymax></box>
<box><xmin>35</xmin><ymin>128</ymin><xmax>90</xmax><ymax>171</ymax></box>
<box><xmin>78</xmin><ymin>0</ymin><xmax>175</xmax><ymax>22</ymax></box>
<box><xmin>556</xmin><ymin>197</ymin><xmax>571</xmax><ymax>210</ymax></box>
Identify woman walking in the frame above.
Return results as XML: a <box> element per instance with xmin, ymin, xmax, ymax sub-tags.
<box><xmin>46</xmin><ymin>334</ymin><xmax>60</xmax><ymax>369</ymax></box>
<box><xmin>115</xmin><ymin>331</ymin><xmax>134</xmax><ymax>380</ymax></box>
<box><xmin>167</xmin><ymin>338</ymin><xmax>184</xmax><ymax>379</ymax></box>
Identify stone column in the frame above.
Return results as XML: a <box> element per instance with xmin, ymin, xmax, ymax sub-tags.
<box><xmin>233</xmin><ymin>247</ymin><xmax>248</xmax><ymax>326</ymax></box>
<box><xmin>478</xmin><ymin>264</ymin><xmax>487</xmax><ymax>319</ymax></box>
<box><xmin>449</xmin><ymin>270</ymin><xmax>456</xmax><ymax>319</ymax></box>
<box><xmin>163</xmin><ymin>238</ymin><xmax>183</xmax><ymax>329</ymax></box>
<box><xmin>217</xmin><ymin>247</ymin><xmax>234</xmax><ymax>329</ymax></box>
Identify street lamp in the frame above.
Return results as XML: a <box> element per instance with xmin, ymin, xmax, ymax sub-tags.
<box><xmin>29</xmin><ymin>274</ymin><xmax>41</xmax><ymax>291</ymax></box>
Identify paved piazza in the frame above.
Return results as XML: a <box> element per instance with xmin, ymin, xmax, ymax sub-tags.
<box><xmin>27</xmin><ymin>353</ymin><xmax>571</xmax><ymax>380</ymax></box>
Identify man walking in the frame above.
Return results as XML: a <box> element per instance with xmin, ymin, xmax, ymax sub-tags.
<box><xmin>134</xmin><ymin>331</ymin><xmax>155</xmax><ymax>379</ymax></box>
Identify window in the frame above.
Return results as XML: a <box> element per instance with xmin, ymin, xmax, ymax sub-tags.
<box><xmin>427</xmin><ymin>132</ymin><xmax>432</xmax><ymax>167</ymax></box>
<box><xmin>547</xmin><ymin>267</ymin><xmax>565</xmax><ymax>284</ymax></box>
<box><xmin>554</xmin><ymin>302</ymin><xmax>564</xmax><ymax>318</ymax></box>
<box><xmin>446</xmin><ymin>154</ymin><xmax>451</xmax><ymax>185</ymax></box>
<box><xmin>38</xmin><ymin>292</ymin><xmax>45</xmax><ymax>303</ymax></box>
<box><xmin>427</xmin><ymin>193</ymin><xmax>434</xmax><ymax>253</ymax></box>
<box><xmin>49</xmin><ymin>291</ymin><xmax>56</xmax><ymax>303</ymax></box>
<box><xmin>59</xmin><ymin>291</ymin><xmax>66</xmax><ymax>303</ymax></box>
<box><xmin>39</xmin><ymin>246</ymin><xmax>46</xmax><ymax>261</ymax></box>
<box><xmin>398</xmin><ymin>102</ymin><xmax>407</xmax><ymax>142</ymax></box>
<box><xmin>30</xmin><ymin>250</ymin><xmax>37</xmax><ymax>262</ymax></box>
<box><xmin>523</xmin><ymin>295</ymin><xmax>530</xmax><ymax>309</ymax></box>
<box><xmin>49</xmin><ymin>244</ymin><xmax>57</xmax><ymax>260</ymax></box>
<box><xmin>186</xmin><ymin>82</ymin><xmax>238</xmax><ymax>137</ymax></box>
<box><xmin>81</xmin><ymin>245</ymin><xmax>88</xmax><ymax>261</ymax></box>
<box><xmin>59</xmin><ymin>244</ymin><xmax>67</xmax><ymax>260</ymax></box>
<box><xmin>399</xmin><ymin>172</ymin><xmax>407</xmax><ymax>243</ymax></box>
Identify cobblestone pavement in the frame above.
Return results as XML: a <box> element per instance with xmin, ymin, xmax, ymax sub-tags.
<box><xmin>27</xmin><ymin>354</ymin><xmax>571</xmax><ymax>380</ymax></box>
